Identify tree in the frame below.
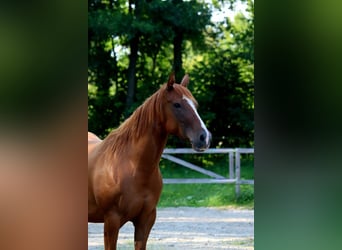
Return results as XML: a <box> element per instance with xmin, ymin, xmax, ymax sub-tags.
<box><xmin>191</xmin><ymin>0</ymin><xmax>254</xmax><ymax>147</ymax></box>
<box><xmin>159</xmin><ymin>0</ymin><xmax>211</xmax><ymax>81</ymax></box>
<box><xmin>88</xmin><ymin>0</ymin><xmax>254</xmax><ymax>147</ymax></box>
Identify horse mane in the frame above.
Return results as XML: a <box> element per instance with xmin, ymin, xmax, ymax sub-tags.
<box><xmin>100</xmin><ymin>84</ymin><xmax>166</xmax><ymax>157</ymax></box>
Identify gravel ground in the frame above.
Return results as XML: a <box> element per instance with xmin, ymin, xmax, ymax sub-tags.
<box><xmin>88</xmin><ymin>207</ymin><xmax>254</xmax><ymax>250</ymax></box>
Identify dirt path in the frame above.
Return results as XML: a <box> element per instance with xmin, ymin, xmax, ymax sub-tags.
<box><xmin>88</xmin><ymin>207</ymin><xmax>254</xmax><ymax>250</ymax></box>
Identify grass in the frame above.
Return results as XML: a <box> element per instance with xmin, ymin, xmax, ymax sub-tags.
<box><xmin>157</xmin><ymin>153</ymin><xmax>254</xmax><ymax>208</ymax></box>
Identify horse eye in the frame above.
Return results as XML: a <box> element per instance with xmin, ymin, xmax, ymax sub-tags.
<box><xmin>173</xmin><ymin>103</ymin><xmax>181</xmax><ymax>108</ymax></box>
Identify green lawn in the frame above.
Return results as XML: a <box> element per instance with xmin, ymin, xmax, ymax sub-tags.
<box><xmin>158</xmin><ymin>153</ymin><xmax>254</xmax><ymax>208</ymax></box>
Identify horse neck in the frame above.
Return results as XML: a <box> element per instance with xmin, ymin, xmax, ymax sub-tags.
<box><xmin>131</xmin><ymin>125</ymin><xmax>168</xmax><ymax>169</ymax></box>
<box><xmin>103</xmin><ymin>92</ymin><xmax>168</xmax><ymax>171</ymax></box>
<box><xmin>125</xmin><ymin>96</ymin><xmax>168</xmax><ymax>170</ymax></box>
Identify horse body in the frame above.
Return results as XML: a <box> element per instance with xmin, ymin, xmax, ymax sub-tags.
<box><xmin>88</xmin><ymin>129</ymin><xmax>165</xmax><ymax>223</ymax></box>
<box><xmin>88</xmin><ymin>73</ymin><xmax>211</xmax><ymax>250</ymax></box>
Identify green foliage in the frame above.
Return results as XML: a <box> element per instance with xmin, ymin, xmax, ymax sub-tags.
<box><xmin>190</xmin><ymin>1</ymin><xmax>254</xmax><ymax>147</ymax></box>
<box><xmin>88</xmin><ymin>0</ymin><xmax>254</xmax><ymax>146</ymax></box>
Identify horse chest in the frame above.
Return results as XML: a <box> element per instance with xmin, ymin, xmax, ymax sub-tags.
<box><xmin>96</xmin><ymin>170</ymin><xmax>162</xmax><ymax>210</ymax></box>
<box><xmin>125</xmin><ymin>172</ymin><xmax>162</xmax><ymax>203</ymax></box>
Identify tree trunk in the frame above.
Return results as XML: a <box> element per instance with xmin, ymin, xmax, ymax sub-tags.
<box><xmin>126</xmin><ymin>35</ymin><xmax>139</xmax><ymax>116</ymax></box>
<box><xmin>125</xmin><ymin>0</ymin><xmax>141</xmax><ymax>117</ymax></box>
<box><xmin>172</xmin><ymin>0</ymin><xmax>184</xmax><ymax>82</ymax></box>
<box><xmin>173</xmin><ymin>29</ymin><xmax>184</xmax><ymax>83</ymax></box>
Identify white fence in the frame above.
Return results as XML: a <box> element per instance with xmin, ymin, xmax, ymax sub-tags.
<box><xmin>161</xmin><ymin>148</ymin><xmax>254</xmax><ymax>196</ymax></box>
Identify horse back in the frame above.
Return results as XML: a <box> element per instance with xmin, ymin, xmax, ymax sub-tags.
<box><xmin>88</xmin><ymin>132</ymin><xmax>102</xmax><ymax>155</ymax></box>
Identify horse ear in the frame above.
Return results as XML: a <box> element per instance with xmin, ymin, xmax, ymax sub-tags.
<box><xmin>167</xmin><ymin>72</ymin><xmax>175</xmax><ymax>91</ymax></box>
<box><xmin>180</xmin><ymin>74</ymin><xmax>189</xmax><ymax>88</ymax></box>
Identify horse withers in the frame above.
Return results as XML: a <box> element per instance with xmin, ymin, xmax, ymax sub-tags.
<box><xmin>88</xmin><ymin>73</ymin><xmax>211</xmax><ymax>250</ymax></box>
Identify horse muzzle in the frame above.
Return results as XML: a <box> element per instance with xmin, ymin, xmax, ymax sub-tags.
<box><xmin>191</xmin><ymin>129</ymin><xmax>212</xmax><ymax>152</ymax></box>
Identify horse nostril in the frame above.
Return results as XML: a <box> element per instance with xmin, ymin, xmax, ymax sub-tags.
<box><xmin>199</xmin><ymin>133</ymin><xmax>206</xmax><ymax>142</ymax></box>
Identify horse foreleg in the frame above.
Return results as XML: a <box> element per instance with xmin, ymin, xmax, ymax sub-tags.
<box><xmin>133</xmin><ymin>208</ymin><xmax>157</xmax><ymax>250</ymax></box>
<box><xmin>104</xmin><ymin>212</ymin><xmax>120</xmax><ymax>250</ymax></box>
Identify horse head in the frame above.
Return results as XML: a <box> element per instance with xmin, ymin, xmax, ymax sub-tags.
<box><xmin>163</xmin><ymin>73</ymin><xmax>211</xmax><ymax>152</ymax></box>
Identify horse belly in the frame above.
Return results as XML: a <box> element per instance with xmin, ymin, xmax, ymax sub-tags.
<box><xmin>88</xmin><ymin>188</ymin><xmax>105</xmax><ymax>222</ymax></box>
<box><xmin>88</xmin><ymin>206</ymin><xmax>104</xmax><ymax>222</ymax></box>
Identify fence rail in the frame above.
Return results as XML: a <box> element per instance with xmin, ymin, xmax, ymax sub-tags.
<box><xmin>161</xmin><ymin>148</ymin><xmax>254</xmax><ymax>196</ymax></box>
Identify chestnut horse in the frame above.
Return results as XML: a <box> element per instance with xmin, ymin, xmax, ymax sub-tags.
<box><xmin>88</xmin><ymin>73</ymin><xmax>211</xmax><ymax>250</ymax></box>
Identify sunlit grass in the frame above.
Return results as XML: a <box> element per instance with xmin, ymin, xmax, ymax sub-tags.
<box><xmin>158</xmin><ymin>154</ymin><xmax>254</xmax><ymax>208</ymax></box>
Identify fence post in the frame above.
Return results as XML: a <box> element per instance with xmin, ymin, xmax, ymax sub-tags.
<box><xmin>229</xmin><ymin>152</ymin><xmax>234</xmax><ymax>179</ymax></box>
<box><xmin>235</xmin><ymin>149</ymin><xmax>241</xmax><ymax>197</ymax></box>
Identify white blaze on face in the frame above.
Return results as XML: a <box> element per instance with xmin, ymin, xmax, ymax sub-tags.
<box><xmin>182</xmin><ymin>95</ymin><xmax>210</xmax><ymax>146</ymax></box>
